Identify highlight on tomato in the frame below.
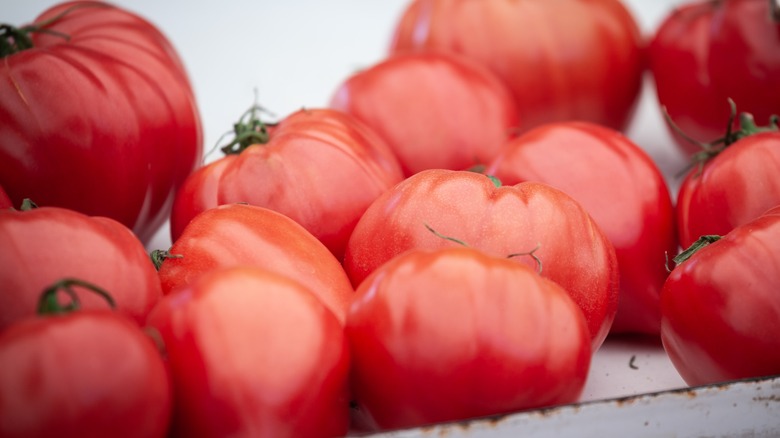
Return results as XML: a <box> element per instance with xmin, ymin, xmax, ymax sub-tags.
<box><xmin>486</xmin><ymin>122</ymin><xmax>678</xmax><ymax>335</ymax></box>
<box><xmin>330</xmin><ymin>51</ymin><xmax>519</xmax><ymax>176</ymax></box>
<box><xmin>389</xmin><ymin>0</ymin><xmax>644</xmax><ymax>133</ymax></box>
<box><xmin>661</xmin><ymin>205</ymin><xmax>780</xmax><ymax>386</ymax></box>
<box><xmin>0</xmin><ymin>201</ymin><xmax>163</xmax><ymax>331</ymax></box>
<box><xmin>0</xmin><ymin>279</ymin><xmax>171</xmax><ymax>438</ymax></box>
<box><xmin>147</xmin><ymin>266</ymin><xmax>351</xmax><ymax>438</ymax></box>
<box><xmin>0</xmin><ymin>1</ymin><xmax>202</xmax><ymax>243</ymax></box>
<box><xmin>344</xmin><ymin>169</ymin><xmax>618</xmax><ymax>351</ymax></box>
<box><xmin>347</xmin><ymin>246</ymin><xmax>591</xmax><ymax>431</ymax></box>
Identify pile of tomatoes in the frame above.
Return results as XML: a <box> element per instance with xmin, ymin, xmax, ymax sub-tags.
<box><xmin>1</xmin><ymin>0</ymin><xmax>779</xmax><ymax>436</ymax></box>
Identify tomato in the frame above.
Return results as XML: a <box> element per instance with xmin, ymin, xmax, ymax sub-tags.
<box><xmin>147</xmin><ymin>266</ymin><xmax>350</xmax><ymax>438</ymax></box>
<box><xmin>209</xmin><ymin>107</ymin><xmax>404</xmax><ymax>259</ymax></box>
<box><xmin>649</xmin><ymin>0</ymin><xmax>780</xmax><ymax>156</ymax></box>
<box><xmin>347</xmin><ymin>247</ymin><xmax>590</xmax><ymax>431</ymax></box>
<box><xmin>0</xmin><ymin>282</ymin><xmax>170</xmax><ymax>438</ymax></box>
<box><xmin>661</xmin><ymin>206</ymin><xmax>780</xmax><ymax>386</ymax></box>
<box><xmin>156</xmin><ymin>203</ymin><xmax>354</xmax><ymax>324</ymax></box>
<box><xmin>486</xmin><ymin>122</ymin><xmax>678</xmax><ymax>335</ymax></box>
<box><xmin>170</xmin><ymin>155</ymin><xmax>237</xmax><ymax>243</ymax></box>
<box><xmin>0</xmin><ymin>1</ymin><xmax>202</xmax><ymax>243</ymax></box>
<box><xmin>389</xmin><ymin>0</ymin><xmax>643</xmax><ymax>132</ymax></box>
<box><xmin>676</xmin><ymin>124</ymin><xmax>780</xmax><ymax>249</ymax></box>
<box><xmin>329</xmin><ymin>51</ymin><xmax>519</xmax><ymax>176</ymax></box>
<box><xmin>0</xmin><ymin>203</ymin><xmax>162</xmax><ymax>331</ymax></box>
<box><xmin>344</xmin><ymin>169</ymin><xmax>618</xmax><ymax>350</ymax></box>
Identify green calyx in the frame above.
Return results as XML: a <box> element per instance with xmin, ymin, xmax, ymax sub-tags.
<box><xmin>218</xmin><ymin>104</ymin><xmax>275</xmax><ymax>155</ymax></box>
<box><xmin>667</xmin><ymin>235</ymin><xmax>722</xmax><ymax>271</ymax></box>
<box><xmin>666</xmin><ymin>99</ymin><xmax>779</xmax><ymax>176</ymax></box>
<box><xmin>38</xmin><ymin>278</ymin><xmax>116</xmax><ymax>316</ymax></box>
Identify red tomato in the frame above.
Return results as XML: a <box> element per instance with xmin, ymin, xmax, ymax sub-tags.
<box><xmin>0</xmin><ymin>204</ymin><xmax>162</xmax><ymax>331</ymax></box>
<box><xmin>344</xmin><ymin>169</ymin><xmax>618</xmax><ymax>350</ymax></box>
<box><xmin>211</xmin><ymin>108</ymin><xmax>404</xmax><ymax>259</ymax></box>
<box><xmin>389</xmin><ymin>0</ymin><xmax>643</xmax><ymax>132</ymax></box>
<box><xmin>661</xmin><ymin>206</ymin><xmax>780</xmax><ymax>386</ymax></box>
<box><xmin>156</xmin><ymin>203</ymin><xmax>354</xmax><ymax>324</ymax></box>
<box><xmin>0</xmin><ymin>285</ymin><xmax>170</xmax><ymax>438</ymax></box>
<box><xmin>170</xmin><ymin>155</ymin><xmax>237</xmax><ymax>242</ymax></box>
<box><xmin>347</xmin><ymin>247</ymin><xmax>590</xmax><ymax>431</ymax></box>
<box><xmin>147</xmin><ymin>266</ymin><xmax>350</xmax><ymax>438</ymax></box>
<box><xmin>486</xmin><ymin>122</ymin><xmax>678</xmax><ymax>335</ymax></box>
<box><xmin>676</xmin><ymin>129</ymin><xmax>780</xmax><ymax>249</ymax></box>
<box><xmin>330</xmin><ymin>51</ymin><xmax>519</xmax><ymax>176</ymax></box>
<box><xmin>649</xmin><ymin>0</ymin><xmax>780</xmax><ymax>156</ymax></box>
<box><xmin>0</xmin><ymin>2</ymin><xmax>202</xmax><ymax>243</ymax></box>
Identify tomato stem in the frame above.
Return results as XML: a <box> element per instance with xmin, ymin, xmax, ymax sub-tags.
<box><xmin>670</xmin><ymin>235</ymin><xmax>722</xmax><ymax>268</ymax></box>
<box><xmin>507</xmin><ymin>243</ymin><xmax>543</xmax><ymax>275</ymax></box>
<box><xmin>149</xmin><ymin>249</ymin><xmax>183</xmax><ymax>271</ymax></box>
<box><xmin>218</xmin><ymin>103</ymin><xmax>277</xmax><ymax>155</ymax></box>
<box><xmin>37</xmin><ymin>278</ymin><xmax>116</xmax><ymax>316</ymax></box>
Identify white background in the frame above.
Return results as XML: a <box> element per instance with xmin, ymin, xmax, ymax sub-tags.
<box><xmin>5</xmin><ymin>0</ymin><xmax>692</xmax><ymax>402</ymax></box>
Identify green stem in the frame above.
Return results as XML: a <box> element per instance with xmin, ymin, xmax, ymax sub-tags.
<box><xmin>507</xmin><ymin>243</ymin><xmax>543</xmax><ymax>275</ymax></box>
<box><xmin>671</xmin><ymin>235</ymin><xmax>722</xmax><ymax>267</ymax></box>
<box><xmin>38</xmin><ymin>278</ymin><xmax>116</xmax><ymax>315</ymax></box>
<box><xmin>149</xmin><ymin>249</ymin><xmax>183</xmax><ymax>271</ymax></box>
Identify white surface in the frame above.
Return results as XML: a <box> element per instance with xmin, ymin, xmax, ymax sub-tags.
<box><xmin>6</xmin><ymin>0</ymin><xmax>693</xmax><ymax>409</ymax></box>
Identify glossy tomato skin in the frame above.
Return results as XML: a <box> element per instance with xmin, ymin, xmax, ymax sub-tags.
<box><xmin>330</xmin><ymin>52</ymin><xmax>519</xmax><ymax>176</ymax></box>
<box><xmin>649</xmin><ymin>0</ymin><xmax>780</xmax><ymax>156</ymax></box>
<box><xmin>0</xmin><ymin>2</ymin><xmax>202</xmax><ymax>243</ymax></box>
<box><xmin>389</xmin><ymin>0</ymin><xmax>643</xmax><ymax>132</ymax></box>
<box><xmin>661</xmin><ymin>206</ymin><xmax>780</xmax><ymax>386</ymax></box>
<box><xmin>486</xmin><ymin>122</ymin><xmax>678</xmax><ymax>335</ymax></box>
<box><xmin>215</xmin><ymin>108</ymin><xmax>404</xmax><ymax>259</ymax></box>
<box><xmin>676</xmin><ymin>132</ymin><xmax>780</xmax><ymax>249</ymax></box>
<box><xmin>344</xmin><ymin>169</ymin><xmax>618</xmax><ymax>350</ymax></box>
<box><xmin>157</xmin><ymin>203</ymin><xmax>354</xmax><ymax>324</ymax></box>
<box><xmin>0</xmin><ymin>311</ymin><xmax>171</xmax><ymax>438</ymax></box>
<box><xmin>170</xmin><ymin>155</ymin><xmax>237</xmax><ymax>242</ymax></box>
<box><xmin>0</xmin><ymin>206</ymin><xmax>162</xmax><ymax>331</ymax></box>
<box><xmin>347</xmin><ymin>247</ymin><xmax>591</xmax><ymax>431</ymax></box>
<box><xmin>147</xmin><ymin>266</ymin><xmax>350</xmax><ymax>438</ymax></box>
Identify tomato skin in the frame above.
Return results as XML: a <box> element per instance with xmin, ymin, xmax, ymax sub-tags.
<box><xmin>147</xmin><ymin>266</ymin><xmax>350</xmax><ymax>438</ymax></box>
<box><xmin>170</xmin><ymin>155</ymin><xmax>237</xmax><ymax>242</ymax></box>
<box><xmin>0</xmin><ymin>1</ymin><xmax>202</xmax><ymax>243</ymax></box>
<box><xmin>330</xmin><ymin>52</ymin><xmax>519</xmax><ymax>176</ymax></box>
<box><xmin>0</xmin><ymin>186</ymin><xmax>11</xmax><ymax>209</ymax></box>
<box><xmin>0</xmin><ymin>311</ymin><xmax>171</xmax><ymax>438</ymax></box>
<box><xmin>344</xmin><ymin>169</ymin><xmax>618</xmax><ymax>350</ymax></box>
<box><xmin>649</xmin><ymin>0</ymin><xmax>780</xmax><ymax>155</ymax></box>
<box><xmin>486</xmin><ymin>122</ymin><xmax>678</xmax><ymax>335</ymax></box>
<box><xmin>661</xmin><ymin>206</ymin><xmax>780</xmax><ymax>386</ymax></box>
<box><xmin>215</xmin><ymin>108</ymin><xmax>404</xmax><ymax>259</ymax></box>
<box><xmin>157</xmin><ymin>203</ymin><xmax>354</xmax><ymax>324</ymax></box>
<box><xmin>0</xmin><ymin>206</ymin><xmax>162</xmax><ymax>331</ymax></box>
<box><xmin>676</xmin><ymin>132</ymin><xmax>780</xmax><ymax>249</ymax></box>
<box><xmin>347</xmin><ymin>247</ymin><xmax>590</xmax><ymax>431</ymax></box>
<box><xmin>389</xmin><ymin>0</ymin><xmax>643</xmax><ymax>132</ymax></box>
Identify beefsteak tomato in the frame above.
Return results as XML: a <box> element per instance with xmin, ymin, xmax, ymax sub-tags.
<box><xmin>0</xmin><ymin>283</ymin><xmax>170</xmax><ymax>438</ymax></box>
<box><xmin>156</xmin><ymin>203</ymin><xmax>354</xmax><ymax>324</ymax></box>
<box><xmin>661</xmin><ymin>205</ymin><xmax>780</xmax><ymax>386</ymax></box>
<box><xmin>347</xmin><ymin>247</ymin><xmax>591</xmax><ymax>431</ymax></box>
<box><xmin>676</xmin><ymin>115</ymin><xmax>780</xmax><ymax>248</ymax></box>
<box><xmin>210</xmin><ymin>107</ymin><xmax>404</xmax><ymax>259</ymax></box>
<box><xmin>0</xmin><ymin>203</ymin><xmax>162</xmax><ymax>331</ymax></box>
<box><xmin>0</xmin><ymin>1</ymin><xmax>202</xmax><ymax>242</ymax></box>
<box><xmin>344</xmin><ymin>169</ymin><xmax>618</xmax><ymax>350</ymax></box>
<box><xmin>329</xmin><ymin>51</ymin><xmax>519</xmax><ymax>176</ymax></box>
<box><xmin>649</xmin><ymin>0</ymin><xmax>780</xmax><ymax>156</ymax></box>
<box><xmin>147</xmin><ymin>266</ymin><xmax>350</xmax><ymax>438</ymax></box>
<box><xmin>389</xmin><ymin>0</ymin><xmax>644</xmax><ymax>132</ymax></box>
<box><xmin>486</xmin><ymin>122</ymin><xmax>677</xmax><ymax>335</ymax></box>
